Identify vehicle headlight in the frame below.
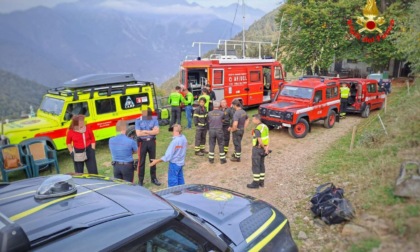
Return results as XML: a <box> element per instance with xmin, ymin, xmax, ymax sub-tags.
<box><xmin>260</xmin><ymin>108</ymin><xmax>267</xmax><ymax>116</ymax></box>
<box><xmin>285</xmin><ymin>112</ymin><xmax>293</xmax><ymax>121</ymax></box>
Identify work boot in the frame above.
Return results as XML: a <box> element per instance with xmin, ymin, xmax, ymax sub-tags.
<box><xmin>195</xmin><ymin>151</ymin><xmax>204</xmax><ymax>156</ymax></box>
<box><xmin>208</xmin><ymin>158</ymin><xmax>214</xmax><ymax>164</ymax></box>
<box><xmin>201</xmin><ymin>149</ymin><xmax>209</xmax><ymax>154</ymax></box>
<box><xmin>247</xmin><ymin>181</ymin><xmax>260</xmax><ymax>189</ymax></box>
<box><xmin>230</xmin><ymin>157</ymin><xmax>240</xmax><ymax>162</ymax></box>
<box><xmin>220</xmin><ymin>159</ymin><xmax>227</xmax><ymax>164</ymax></box>
<box><xmin>231</xmin><ymin>153</ymin><xmax>236</xmax><ymax>158</ymax></box>
<box><xmin>139</xmin><ymin>181</ymin><xmax>144</xmax><ymax>186</ymax></box>
<box><xmin>259</xmin><ymin>181</ymin><xmax>264</xmax><ymax>187</ymax></box>
<box><xmin>151</xmin><ymin>178</ymin><xmax>161</xmax><ymax>186</ymax></box>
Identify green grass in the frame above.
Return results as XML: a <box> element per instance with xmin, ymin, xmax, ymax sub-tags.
<box><xmin>6</xmin><ymin>108</ymin><xmax>259</xmax><ymax>189</ymax></box>
<box><xmin>312</xmin><ymin>78</ymin><xmax>420</xmax><ymax>241</ymax></box>
<box><xmin>348</xmin><ymin>238</ymin><xmax>381</xmax><ymax>252</ymax></box>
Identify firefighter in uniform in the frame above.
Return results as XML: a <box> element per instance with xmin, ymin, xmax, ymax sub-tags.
<box><xmin>198</xmin><ymin>88</ymin><xmax>210</xmax><ymax>112</ymax></box>
<box><xmin>247</xmin><ymin>114</ymin><xmax>270</xmax><ymax>189</ymax></box>
<box><xmin>220</xmin><ymin>99</ymin><xmax>234</xmax><ymax>155</ymax></box>
<box><xmin>194</xmin><ymin>97</ymin><xmax>208</xmax><ymax>156</ymax></box>
<box><xmin>206</xmin><ymin>84</ymin><xmax>216</xmax><ymax>111</ymax></box>
<box><xmin>168</xmin><ymin>86</ymin><xmax>184</xmax><ymax>126</ymax></box>
<box><xmin>230</xmin><ymin>99</ymin><xmax>249</xmax><ymax>162</ymax></box>
<box><xmin>207</xmin><ymin>101</ymin><xmax>227</xmax><ymax>164</ymax></box>
<box><xmin>135</xmin><ymin>108</ymin><xmax>161</xmax><ymax>186</ymax></box>
<box><xmin>340</xmin><ymin>83</ymin><xmax>350</xmax><ymax>118</ymax></box>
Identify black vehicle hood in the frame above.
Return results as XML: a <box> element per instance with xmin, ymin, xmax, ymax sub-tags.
<box><xmin>0</xmin><ymin>175</ymin><xmax>173</xmax><ymax>245</ymax></box>
<box><xmin>157</xmin><ymin>184</ymin><xmax>287</xmax><ymax>246</ymax></box>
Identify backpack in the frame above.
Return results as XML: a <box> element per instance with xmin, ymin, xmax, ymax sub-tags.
<box><xmin>310</xmin><ymin>183</ymin><xmax>355</xmax><ymax>225</ymax></box>
<box><xmin>158</xmin><ymin>108</ymin><xmax>170</xmax><ymax>120</ymax></box>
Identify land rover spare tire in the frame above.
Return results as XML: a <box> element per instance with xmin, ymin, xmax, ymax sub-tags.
<box><xmin>324</xmin><ymin>110</ymin><xmax>336</xmax><ymax>129</ymax></box>
<box><xmin>289</xmin><ymin>118</ymin><xmax>309</xmax><ymax>138</ymax></box>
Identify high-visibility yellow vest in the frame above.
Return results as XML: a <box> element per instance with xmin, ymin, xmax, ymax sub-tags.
<box><xmin>185</xmin><ymin>92</ymin><xmax>194</xmax><ymax>105</ymax></box>
<box><xmin>198</xmin><ymin>94</ymin><xmax>210</xmax><ymax>111</ymax></box>
<box><xmin>253</xmin><ymin>123</ymin><xmax>269</xmax><ymax>146</ymax></box>
<box><xmin>168</xmin><ymin>92</ymin><xmax>183</xmax><ymax>106</ymax></box>
<box><xmin>340</xmin><ymin>86</ymin><xmax>350</xmax><ymax>99</ymax></box>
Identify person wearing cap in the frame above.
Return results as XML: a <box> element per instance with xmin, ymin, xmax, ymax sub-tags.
<box><xmin>149</xmin><ymin>124</ymin><xmax>187</xmax><ymax>187</ymax></box>
<box><xmin>207</xmin><ymin>101</ymin><xmax>226</xmax><ymax>164</ymax></box>
<box><xmin>109</xmin><ymin>120</ymin><xmax>137</xmax><ymax>182</ymax></box>
<box><xmin>135</xmin><ymin>108</ymin><xmax>161</xmax><ymax>186</ymax></box>
<box><xmin>168</xmin><ymin>86</ymin><xmax>185</xmax><ymax>126</ymax></box>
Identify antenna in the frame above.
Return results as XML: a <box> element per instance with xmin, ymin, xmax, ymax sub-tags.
<box><xmin>242</xmin><ymin>0</ymin><xmax>246</xmax><ymax>58</ymax></box>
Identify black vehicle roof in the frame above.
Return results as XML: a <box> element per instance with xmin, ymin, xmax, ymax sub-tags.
<box><xmin>62</xmin><ymin>73</ymin><xmax>137</xmax><ymax>88</ymax></box>
<box><xmin>0</xmin><ymin>175</ymin><xmax>174</xmax><ymax>247</ymax></box>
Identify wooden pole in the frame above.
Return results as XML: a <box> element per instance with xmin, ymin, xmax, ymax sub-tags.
<box><xmin>350</xmin><ymin>126</ymin><xmax>357</xmax><ymax>152</ymax></box>
<box><xmin>378</xmin><ymin>114</ymin><xmax>388</xmax><ymax>135</ymax></box>
<box><xmin>406</xmin><ymin>79</ymin><xmax>410</xmax><ymax>95</ymax></box>
<box><xmin>384</xmin><ymin>96</ymin><xmax>387</xmax><ymax>114</ymax></box>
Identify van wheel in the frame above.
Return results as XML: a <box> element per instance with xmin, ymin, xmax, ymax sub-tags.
<box><xmin>126</xmin><ymin>125</ymin><xmax>138</xmax><ymax>141</ymax></box>
<box><xmin>361</xmin><ymin>105</ymin><xmax>370</xmax><ymax>118</ymax></box>
<box><xmin>288</xmin><ymin>118</ymin><xmax>309</xmax><ymax>138</ymax></box>
<box><xmin>324</xmin><ymin>110</ymin><xmax>336</xmax><ymax>129</ymax></box>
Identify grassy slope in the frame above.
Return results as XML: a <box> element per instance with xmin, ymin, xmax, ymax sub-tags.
<box><xmin>294</xmin><ymin>79</ymin><xmax>420</xmax><ymax>250</ymax></box>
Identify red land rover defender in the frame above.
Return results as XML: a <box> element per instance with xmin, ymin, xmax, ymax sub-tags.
<box><xmin>259</xmin><ymin>78</ymin><xmax>341</xmax><ymax>138</ymax></box>
<box><xmin>340</xmin><ymin>78</ymin><xmax>386</xmax><ymax>118</ymax></box>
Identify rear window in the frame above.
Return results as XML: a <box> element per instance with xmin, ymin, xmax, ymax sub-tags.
<box><xmin>326</xmin><ymin>87</ymin><xmax>338</xmax><ymax>99</ymax></box>
<box><xmin>120</xmin><ymin>94</ymin><xmax>149</xmax><ymax>110</ymax></box>
<box><xmin>95</xmin><ymin>98</ymin><xmax>116</xmax><ymax>115</ymax></box>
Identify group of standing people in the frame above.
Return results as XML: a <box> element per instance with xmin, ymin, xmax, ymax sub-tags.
<box><xmin>66</xmin><ymin>84</ymin><xmax>270</xmax><ymax>189</ymax></box>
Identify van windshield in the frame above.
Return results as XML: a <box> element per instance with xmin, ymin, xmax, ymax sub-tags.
<box><xmin>280</xmin><ymin>86</ymin><xmax>313</xmax><ymax>99</ymax></box>
<box><xmin>39</xmin><ymin>97</ymin><xmax>65</xmax><ymax>115</ymax></box>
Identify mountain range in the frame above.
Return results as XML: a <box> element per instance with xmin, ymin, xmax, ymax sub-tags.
<box><xmin>0</xmin><ymin>0</ymin><xmax>267</xmax><ymax>86</ymax></box>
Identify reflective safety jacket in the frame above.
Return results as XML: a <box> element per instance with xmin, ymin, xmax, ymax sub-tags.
<box><xmin>185</xmin><ymin>92</ymin><xmax>194</xmax><ymax>106</ymax></box>
<box><xmin>168</xmin><ymin>92</ymin><xmax>184</xmax><ymax>106</ymax></box>
<box><xmin>198</xmin><ymin>94</ymin><xmax>210</xmax><ymax>111</ymax></box>
<box><xmin>194</xmin><ymin>106</ymin><xmax>208</xmax><ymax>128</ymax></box>
<box><xmin>252</xmin><ymin>123</ymin><xmax>269</xmax><ymax>146</ymax></box>
<box><xmin>340</xmin><ymin>86</ymin><xmax>350</xmax><ymax>99</ymax></box>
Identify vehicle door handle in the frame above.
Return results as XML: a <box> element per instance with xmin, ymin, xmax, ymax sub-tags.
<box><xmin>244</xmin><ymin>88</ymin><xmax>250</xmax><ymax>91</ymax></box>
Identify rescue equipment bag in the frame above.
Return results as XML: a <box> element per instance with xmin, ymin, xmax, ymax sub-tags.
<box><xmin>310</xmin><ymin>183</ymin><xmax>355</xmax><ymax>225</ymax></box>
<box><xmin>158</xmin><ymin>108</ymin><xmax>170</xmax><ymax>120</ymax></box>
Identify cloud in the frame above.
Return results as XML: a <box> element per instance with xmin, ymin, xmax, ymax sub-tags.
<box><xmin>98</xmin><ymin>0</ymin><xmax>214</xmax><ymax>16</ymax></box>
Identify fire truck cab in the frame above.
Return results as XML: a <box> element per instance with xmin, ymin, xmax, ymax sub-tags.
<box><xmin>179</xmin><ymin>55</ymin><xmax>286</xmax><ymax>107</ymax></box>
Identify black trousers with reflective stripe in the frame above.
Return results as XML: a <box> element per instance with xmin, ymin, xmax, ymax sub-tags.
<box><xmin>252</xmin><ymin>147</ymin><xmax>265</xmax><ymax>180</ymax></box>
<box><xmin>209</xmin><ymin>129</ymin><xmax>224</xmax><ymax>158</ymax></box>
<box><xmin>232</xmin><ymin>129</ymin><xmax>244</xmax><ymax>157</ymax></box>
<box><xmin>222</xmin><ymin>125</ymin><xmax>230</xmax><ymax>152</ymax></box>
<box><xmin>195</xmin><ymin>128</ymin><xmax>207</xmax><ymax>151</ymax></box>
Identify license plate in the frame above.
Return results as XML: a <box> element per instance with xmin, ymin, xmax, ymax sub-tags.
<box><xmin>282</xmin><ymin>123</ymin><xmax>291</xmax><ymax>127</ymax></box>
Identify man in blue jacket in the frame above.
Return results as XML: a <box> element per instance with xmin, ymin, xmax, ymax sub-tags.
<box><xmin>149</xmin><ymin>124</ymin><xmax>188</xmax><ymax>187</ymax></box>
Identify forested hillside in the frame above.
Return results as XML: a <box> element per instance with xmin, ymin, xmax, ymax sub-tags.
<box><xmin>0</xmin><ymin>70</ymin><xmax>47</xmax><ymax>119</ymax></box>
<box><xmin>160</xmin><ymin>8</ymin><xmax>280</xmax><ymax>94</ymax></box>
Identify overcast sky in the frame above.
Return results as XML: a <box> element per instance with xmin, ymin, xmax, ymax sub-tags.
<box><xmin>0</xmin><ymin>0</ymin><xmax>282</xmax><ymax>13</ymax></box>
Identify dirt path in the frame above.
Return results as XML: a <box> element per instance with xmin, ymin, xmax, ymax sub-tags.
<box><xmin>184</xmin><ymin>117</ymin><xmax>362</xmax><ymax>221</ymax></box>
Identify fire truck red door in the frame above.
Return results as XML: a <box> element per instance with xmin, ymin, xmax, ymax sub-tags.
<box><xmin>248</xmin><ymin>70</ymin><xmax>263</xmax><ymax>105</ymax></box>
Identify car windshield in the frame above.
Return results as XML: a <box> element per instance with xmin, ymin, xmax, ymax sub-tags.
<box><xmin>39</xmin><ymin>97</ymin><xmax>65</xmax><ymax>115</ymax></box>
<box><xmin>280</xmin><ymin>86</ymin><xmax>313</xmax><ymax>99</ymax></box>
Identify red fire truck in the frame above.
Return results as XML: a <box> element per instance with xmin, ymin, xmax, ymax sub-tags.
<box><xmin>179</xmin><ymin>55</ymin><xmax>286</xmax><ymax>107</ymax></box>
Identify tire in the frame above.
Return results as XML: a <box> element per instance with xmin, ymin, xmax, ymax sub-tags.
<box><xmin>126</xmin><ymin>125</ymin><xmax>137</xmax><ymax>141</ymax></box>
<box><xmin>324</xmin><ymin>110</ymin><xmax>336</xmax><ymax>129</ymax></box>
<box><xmin>361</xmin><ymin>105</ymin><xmax>370</xmax><ymax>118</ymax></box>
<box><xmin>288</xmin><ymin>118</ymin><xmax>309</xmax><ymax>138</ymax></box>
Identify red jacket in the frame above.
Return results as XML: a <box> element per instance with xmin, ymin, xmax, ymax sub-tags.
<box><xmin>66</xmin><ymin>126</ymin><xmax>96</xmax><ymax>149</ymax></box>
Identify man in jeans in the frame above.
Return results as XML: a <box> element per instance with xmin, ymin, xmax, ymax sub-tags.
<box><xmin>230</xmin><ymin>99</ymin><xmax>249</xmax><ymax>162</ymax></box>
<box><xmin>182</xmin><ymin>87</ymin><xmax>194</xmax><ymax>129</ymax></box>
<box><xmin>150</xmin><ymin>124</ymin><xmax>188</xmax><ymax>187</ymax></box>
<box><xmin>109</xmin><ymin>120</ymin><xmax>137</xmax><ymax>182</ymax></box>
<box><xmin>135</xmin><ymin>108</ymin><xmax>161</xmax><ymax>186</ymax></box>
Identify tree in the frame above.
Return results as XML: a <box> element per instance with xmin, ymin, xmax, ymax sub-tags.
<box><xmin>276</xmin><ymin>0</ymin><xmax>413</xmax><ymax>74</ymax></box>
<box><xmin>394</xmin><ymin>0</ymin><xmax>420</xmax><ymax>74</ymax></box>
